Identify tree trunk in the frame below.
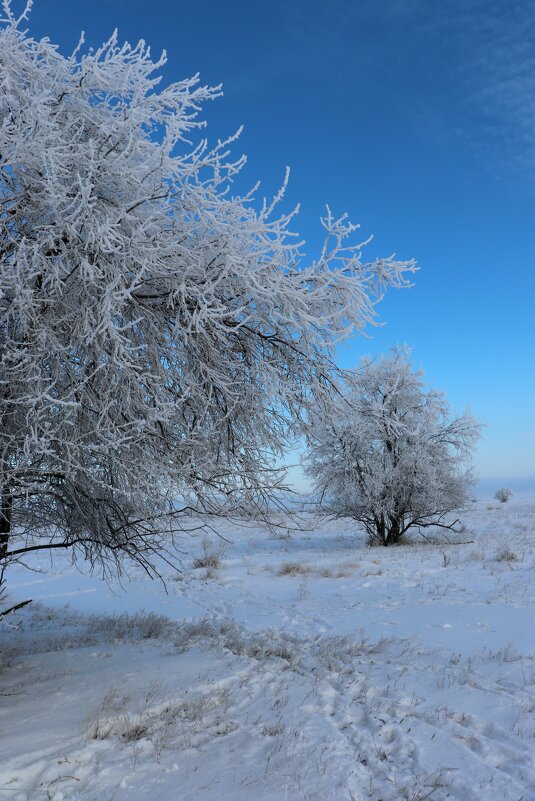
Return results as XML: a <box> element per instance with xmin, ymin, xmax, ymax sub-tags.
<box><xmin>0</xmin><ymin>489</ymin><xmax>12</xmax><ymax>561</ymax></box>
<box><xmin>387</xmin><ymin>516</ymin><xmax>402</xmax><ymax>545</ymax></box>
<box><xmin>377</xmin><ymin>514</ymin><xmax>387</xmax><ymax>546</ymax></box>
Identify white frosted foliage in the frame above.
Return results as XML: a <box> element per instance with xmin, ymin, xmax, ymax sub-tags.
<box><xmin>0</xmin><ymin>2</ymin><xmax>415</xmax><ymax>570</ymax></box>
<box><xmin>304</xmin><ymin>348</ymin><xmax>481</xmax><ymax>545</ymax></box>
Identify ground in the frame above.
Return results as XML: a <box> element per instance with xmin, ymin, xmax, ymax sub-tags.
<box><xmin>1</xmin><ymin>496</ymin><xmax>534</xmax><ymax>801</ymax></box>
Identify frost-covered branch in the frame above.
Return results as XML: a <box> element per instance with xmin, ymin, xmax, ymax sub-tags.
<box><xmin>303</xmin><ymin>348</ymin><xmax>481</xmax><ymax>546</ymax></box>
<box><xmin>0</xmin><ymin>4</ymin><xmax>416</xmax><ymax>576</ymax></box>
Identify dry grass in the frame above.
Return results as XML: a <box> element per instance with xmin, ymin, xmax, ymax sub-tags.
<box><xmin>319</xmin><ymin>568</ymin><xmax>351</xmax><ymax>578</ymax></box>
<box><xmin>494</xmin><ymin>547</ymin><xmax>519</xmax><ymax>563</ymax></box>
<box><xmin>193</xmin><ymin>553</ymin><xmax>221</xmax><ymax>570</ymax></box>
<box><xmin>278</xmin><ymin>562</ymin><xmax>310</xmax><ymax>576</ymax></box>
<box><xmin>193</xmin><ymin>540</ymin><xmax>224</xmax><ymax>571</ymax></box>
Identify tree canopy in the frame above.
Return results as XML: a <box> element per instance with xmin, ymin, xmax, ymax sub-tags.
<box><xmin>0</xmin><ymin>2</ymin><xmax>415</xmax><ymax>577</ymax></box>
<box><xmin>304</xmin><ymin>349</ymin><xmax>481</xmax><ymax>545</ymax></box>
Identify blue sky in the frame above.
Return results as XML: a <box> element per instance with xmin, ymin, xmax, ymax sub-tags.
<box><xmin>27</xmin><ymin>0</ymin><xmax>534</xmax><ymax>487</ymax></box>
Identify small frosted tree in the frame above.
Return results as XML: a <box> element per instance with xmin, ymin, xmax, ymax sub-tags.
<box><xmin>0</xmin><ymin>2</ymin><xmax>415</xmax><ymax>591</ymax></box>
<box><xmin>494</xmin><ymin>488</ymin><xmax>512</xmax><ymax>503</ymax></box>
<box><xmin>304</xmin><ymin>349</ymin><xmax>481</xmax><ymax>546</ymax></box>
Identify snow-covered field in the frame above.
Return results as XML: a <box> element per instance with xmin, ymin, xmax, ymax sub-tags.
<box><xmin>1</xmin><ymin>496</ymin><xmax>535</xmax><ymax>801</ymax></box>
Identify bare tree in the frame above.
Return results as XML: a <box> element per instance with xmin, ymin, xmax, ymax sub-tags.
<box><xmin>0</xmin><ymin>3</ymin><xmax>415</xmax><ymax>587</ymax></box>
<box><xmin>304</xmin><ymin>348</ymin><xmax>481</xmax><ymax>545</ymax></box>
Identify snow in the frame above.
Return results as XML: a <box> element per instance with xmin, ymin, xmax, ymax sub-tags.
<box><xmin>1</xmin><ymin>495</ymin><xmax>535</xmax><ymax>800</ymax></box>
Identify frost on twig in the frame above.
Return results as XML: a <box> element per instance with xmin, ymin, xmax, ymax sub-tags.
<box><xmin>304</xmin><ymin>348</ymin><xmax>481</xmax><ymax>546</ymax></box>
<box><xmin>0</xmin><ymin>5</ymin><xmax>415</xmax><ymax>575</ymax></box>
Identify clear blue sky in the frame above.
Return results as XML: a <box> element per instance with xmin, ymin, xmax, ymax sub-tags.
<box><xmin>27</xmin><ymin>0</ymin><xmax>534</xmax><ymax>487</ymax></box>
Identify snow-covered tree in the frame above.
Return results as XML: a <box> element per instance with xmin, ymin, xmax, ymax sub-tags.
<box><xmin>304</xmin><ymin>349</ymin><xmax>480</xmax><ymax>546</ymax></box>
<box><xmin>494</xmin><ymin>488</ymin><xmax>512</xmax><ymax>503</ymax></box>
<box><xmin>0</xmin><ymin>2</ymin><xmax>415</xmax><ymax>581</ymax></box>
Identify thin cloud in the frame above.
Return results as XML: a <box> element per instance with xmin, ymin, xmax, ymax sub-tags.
<box><xmin>289</xmin><ymin>0</ymin><xmax>535</xmax><ymax>177</ymax></box>
<box><xmin>406</xmin><ymin>1</ymin><xmax>535</xmax><ymax>175</ymax></box>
